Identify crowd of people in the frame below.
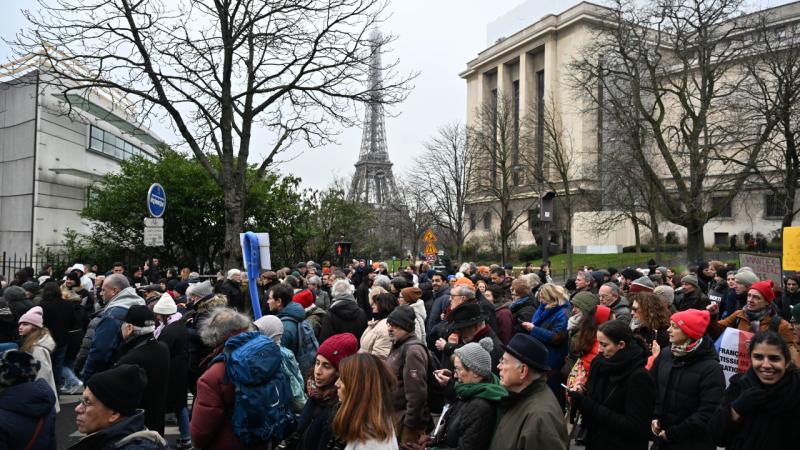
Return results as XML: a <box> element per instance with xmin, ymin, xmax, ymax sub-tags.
<box><xmin>0</xmin><ymin>257</ymin><xmax>799</xmax><ymax>449</ymax></box>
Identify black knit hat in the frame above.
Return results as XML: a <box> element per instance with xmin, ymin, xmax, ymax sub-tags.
<box><xmin>387</xmin><ymin>305</ymin><xmax>416</xmax><ymax>332</ymax></box>
<box><xmin>448</xmin><ymin>303</ymin><xmax>485</xmax><ymax>331</ymax></box>
<box><xmin>87</xmin><ymin>364</ymin><xmax>147</xmax><ymax>416</ymax></box>
<box><xmin>123</xmin><ymin>305</ymin><xmax>155</xmax><ymax>327</ymax></box>
<box><xmin>621</xmin><ymin>268</ymin><xmax>640</xmax><ymax>281</ymax></box>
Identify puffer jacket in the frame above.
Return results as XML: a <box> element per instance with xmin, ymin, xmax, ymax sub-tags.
<box><xmin>650</xmin><ymin>337</ymin><xmax>725</xmax><ymax>450</ymax></box>
<box><xmin>29</xmin><ymin>334</ymin><xmax>59</xmax><ymax>411</ymax></box>
<box><xmin>409</xmin><ymin>300</ymin><xmax>427</xmax><ymax>343</ymax></box>
<box><xmin>81</xmin><ymin>287</ymin><xmax>145</xmax><ymax>381</ymax></box>
<box><xmin>318</xmin><ymin>294</ymin><xmax>368</xmax><ymax>342</ymax></box>
<box><xmin>74</xmin><ymin>308</ymin><xmax>103</xmax><ymax>377</ymax></box>
<box><xmin>359</xmin><ymin>318</ymin><xmax>392</xmax><ymax>359</ymax></box>
<box><xmin>0</xmin><ymin>378</ymin><xmax>56</xmax><ymax>450</ymax></box>
<box><xmin>386</xmin><ymin>333</ymin><xmax>430</xmax><ymax>432</ymax></box>
<box><xmin>508</xmin><ymin>296</ymin><xmax>537</xmax><ymax>333</ymax></box>
<box><xmin>279</xmin><ymin>301</ymin><xmax>308</xmax><ymax>355</ymax></box>
<box><xmin>429</xmin><ymin>379</ymin><xmax>506</xmax><ymax>450</ymax></box>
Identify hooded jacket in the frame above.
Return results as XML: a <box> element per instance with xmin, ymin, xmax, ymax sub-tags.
<box><xmin>386</xmin><ymin>333</ymin><xmax>430</xmax><ymax>433</ymax></box>
<box><xmin>0</xmin><ymin>378</ymin><xmax>56</xmax><ymax>450</ymax></box>
<box><xmin>82</xmin><ymin>287</ymin><xmax>145</xmax><ymax>381</ymax></box>
<box><xmin>650</xmin><ymin>337</ymin><xmax>725</xmax><ymax>450</ymax></box>
<box><xmin>427</xmin><ymin>286</ymin><xmax>451</xmax><ymax>332</ymax></box>
<box><xmin>409</xmin><ymin>300</ymin><xmax>427</xmax><ymax>343</ymax></box>
<box><xmin>67</xmin><ymin>411</ymin><xmax>166</xmax><ymax>450</ymax></box>
<box><xmin>576</xmin><ymin>340</ymin><xmax>656</xmax><ymax>450</ymax></box>
<box><xmin>4</xmin><ymin>286</ymin><xmax>33</xmax><ymax>321</ymax></box>
<box><xmin>278</xmin><ymin>301</ymin><xmax>308</xmax><ymax>355</ymax></box>
<box><xmin>114</xmin><ymin>333</ymin><xmax>171</xmax><ymax>436</ymax></box>
<box><xmin>318</xmin><ymin>293</ymin><xmax>368</xmax><ymax>342</ymax></box>
<box><xmin>508</xmin><ymin>296</ymin><xmax>537</xmax><ymax>333</ymax></box>
<box><xmin>429</xmin><ymin>377</ymin><xmax>507</xmax><ymax>450</ymax></box>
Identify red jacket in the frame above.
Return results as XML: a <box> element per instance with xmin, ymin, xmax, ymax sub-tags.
<box><xmin>190</xmin><ymin>360</ymin><xmax>269</xmax><ymax>450</ymax></box>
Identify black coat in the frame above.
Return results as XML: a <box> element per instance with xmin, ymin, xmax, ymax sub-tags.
<box><xmin>318</xmin><ymin>298</ymin><xmax>368</xmax><ymax>342</ymax></box>
<box><xmin>218</xmin><ymin>279</ymin><xmax>244</xmax><ymax>312</ymax></box>
<box><xmin>157</xmin><ymin>320</ymin><xmax>189</xmax><ymax>413</ymax></box>
<box><xmin>429</xmin><ymin>393</ymin><xmax>498</xmax><ymax>450</ymax></box>
<box><xmin>39</xmin><ymin>297</ymin><xmax>80</xmax><ymax>349</ymax></box>
<box><xmin>650</xmin><ymin>337</ymin><xmax>725</xmax><ymax>450</ymax></box>
<box><xmin>508</xmin><ymin>296</ymin><xmax>537</xmax><ymax>334</ymax></box>
<box><xmin>576</xmin><ymin>341</ymin><xmax>656</xmax><ymax>450</ymax></box>
<box><xmin>114</xmin><ymin>334</ymin><xmax>170</xmax><ymax>436</ymax></box>
<box><xmin>709</xmin><ymin>367</ymin><xmax>800</xmax><ymax>450</ymax></box>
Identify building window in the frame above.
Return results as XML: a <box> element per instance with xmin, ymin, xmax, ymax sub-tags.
<box><xmin>765</xmin><ymin>193</ymin><xmax>787</xmax><ymax>218</ymax></box>
<box><xmin>711</xmin><ymin>196</ymin><xmax>732</xmax><ymax>218</ymax></box>
<box><xmin>513</xmin><ymin>79</ymin><xmax>520</xmax><ymax>165</ymax></box>
<box><xmin>88</xmin><ymin>125</ymin><xmax>156</xmax><ymax>162</ymax></box>
<box><xmin>714</xmin><ymin>232</ymin><xmax>729</xmax><ymax>246</ymax></box>
<box><xmin>483</xmin><ymin>212</ymin><xmax>492</xmax><ymax>230</ymax></box>
<box><xmin>469</xmin><ymin>212</ymin><xmax>476</xmax><ymax>231</ymax></box>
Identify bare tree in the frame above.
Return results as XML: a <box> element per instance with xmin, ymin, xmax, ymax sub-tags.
<box><xmin>13</xmin><ymin>0</ymin><xmax>413</xmax><ymax>268</ymax></box>
<box><xmin>526</xmin><ymin>96</ymin><xmax>586</xmax><ymax>277</ymax></box>
<box><xmin>408</xmin><ymin>123</ymin><xmax>473</xmax><ymax>262</ymax></box>
<box><xmin>392</xmin><ymin>176</ymin><xmax>432</xmax><ymax>259</ymax></box>
<box><xmin>469</xmin><ymin>93</ymin><xmax>537</xmax><ymax>264</ymax></box>
<box><xmin>570</xmin><ymin>0</ymin><xmax>773</xmax><ymax>261</ymax></box>
<box><xmin>741</xmin><ymin>18</ymin><xmax>800</xmax><ymax>236</ymax></box>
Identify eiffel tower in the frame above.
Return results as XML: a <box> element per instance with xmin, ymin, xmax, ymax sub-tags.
<box><xmin>348</xmin><ymin>29</ymin><xmax>400</xmax><ymax>206</ymax></box>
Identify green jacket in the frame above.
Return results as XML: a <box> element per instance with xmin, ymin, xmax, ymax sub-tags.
<box><xmin>489</xmin><ymin>377</ymin><xmax>568</xmax><ymax>450</ymax></box>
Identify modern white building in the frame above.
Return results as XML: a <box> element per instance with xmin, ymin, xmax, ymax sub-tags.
<box><xmin>0</xmin><ymin>64</ymin><xmax>161</xmax><ymax>260</ymax></box>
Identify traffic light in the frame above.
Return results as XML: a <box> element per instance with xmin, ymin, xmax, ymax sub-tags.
<box><xmin>335</xmin><ymin>241</ymin><xmax>352</xmax><ymax>258</ymax></box>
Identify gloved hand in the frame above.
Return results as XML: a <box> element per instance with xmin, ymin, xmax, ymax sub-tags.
<box><xmin>731</xmin><ymin>387</ymin><xmax>767</xmax><ymax>415</ymax></box>
<box><xmin>568</xmin><ymin>389</ymin><xmax>585</xmax><ymax>407</ymax></box>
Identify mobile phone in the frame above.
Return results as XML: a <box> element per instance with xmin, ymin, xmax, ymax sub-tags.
<box><xmin>560</xmin><ymin>383</ymin><xmax>568</xmax><ymax>389</ymax></box>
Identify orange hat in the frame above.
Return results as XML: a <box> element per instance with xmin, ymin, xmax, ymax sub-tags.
<box><xmin>454</xmin><ymin>277</ymin><xmax>475</xmax><ymax>289</ymax></box>
<box><xmin>477</xmin><ymin>266</ymin><xmax>490</xmax><ymax>275</ymax></box>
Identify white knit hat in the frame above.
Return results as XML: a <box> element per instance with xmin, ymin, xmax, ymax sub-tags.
<box><xmin>153</xmin><ymin>293</ymin><xmax>177</xmax><ymax>315</ymax></box>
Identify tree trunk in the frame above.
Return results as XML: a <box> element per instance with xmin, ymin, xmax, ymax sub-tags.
<box><xmin>686</xmin><ymin>223</ymin><xmax>705</xmax><ymax>262</ymax></box>
<box><xmin>632</xmin><ymin>218</ymin><xmax>642</xmax><ymax>254</ymax></box>
<box><xmin>221</xmin><ymin>191</ymin><xmax>246</xmax><ymax>270</ymax></box>
<box><xmin>649</xmin><ymin>207</ymin><xmax>662</xmax><ymax>262</ymax></box>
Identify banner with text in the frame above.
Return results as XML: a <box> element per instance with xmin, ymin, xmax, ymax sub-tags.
<box><xmin>738</xmin><ymin>253</ymin><xmax>782</xmax><ymax>286</ymax></box>
<box><xmin>714</xmin><ymin>327</ymin><xmax>753</xmax><ymax>386</ymax></box>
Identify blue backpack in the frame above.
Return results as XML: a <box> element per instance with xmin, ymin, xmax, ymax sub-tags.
<box><xmin>282</xmin><ymin>317</ymin><xmax>319</xmax><ymax>376</ymax></box>
<box><xmin>212</xmin><ymin>331</ymin><xmax>295</xmax><ymax>445</ymax></box>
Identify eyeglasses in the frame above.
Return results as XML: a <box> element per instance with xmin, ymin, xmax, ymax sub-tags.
<box><xmin>78</xmin><ymin>397</ymin><xmax>94</xmax><ymax>408</ymax></box>
<box><xmin>499</xmin><ymin>357</ymin><xmax>522</xmax><ymax>369</ymax></box>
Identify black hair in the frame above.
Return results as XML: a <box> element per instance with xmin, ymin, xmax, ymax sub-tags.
<box><xmin>112</xmin><ymin>261</ymin><xmax>124</xmax><ymax>268</ymax></box>
<box><xmin>749</xmin><ymin>331</ymin><xmax>791</xmax><ymax>363</ymax></box>
<box><xmin>391</xmin><ymin>277</ymin><xmax>409</xmax><ymax>291</ymax></box>
<box><xmin>270</xmin><ymin>284</ymin><xmax>294</xmax><ymax>308</ymax></box>
<box><xmin>491</xmin><ymin>267</ymin><xmax>505</xmax><ymax>277</ymax></box>
<box><xmin>598</xmin><ymin>319</ymin><xmax>635</xmax><ymax>345</ymax></box>
<box><xmin>373</xmin><ymin>293</ymin><xmax>399</xmax><ymax>319</ymax></box>
<box><xmin>432</xmin><ymin>272</ymin><xmax>445</xmax><ymax>281</ymax></box>
<box><xmin>41</xmin><ymin>281</ymin><xmax>61</xmax><ymax>303</ymax></box>
<box><xmin>285</xmin><ymin>275</ymin><xmax>300</xmax><ymax>289</ymax></box>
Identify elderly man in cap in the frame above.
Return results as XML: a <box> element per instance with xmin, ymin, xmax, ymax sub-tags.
<box><xmin>439</xmin><ymin>302</ymin><xmax>503</xmax><ymax>376</ymax></box>
<box><xmin>69</xmin><ymin>364</ymin><xmax>166</xmax><ymax>449</ymax></box>
<box><xmin>490</xmin><ymin>334</ymin><xmax>568</xmax><ymax>450</ymax></box>
<box><xmin>114</xmin><ymin>305</ymin><xmax>170</xmax><ymax>436</ymax></box>
<box><xmin>598</xmin><ymin>282</ymin><xmax>632</xmax><ymax>325</ymax></box>
<box><xmin>675</xmin><ymin>274</ymin><xmax>710</xmax><ymax>312</ymax></box>
<box><xmin>386</xmin><ymin>305</ymin><xmax>430</xmax><ymax>446</ymax></box>
<box><xmin>218</xmin><ymin>269</ymin><xmax>245</xmax><ymax>313</ymax></box>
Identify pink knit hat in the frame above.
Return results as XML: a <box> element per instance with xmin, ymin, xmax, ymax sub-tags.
<box><xmin>18</xmin><ymin>306</ymin><xmax>44</xmax><ymax>328</ymax></box>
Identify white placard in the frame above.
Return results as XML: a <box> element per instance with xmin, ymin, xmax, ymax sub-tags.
<box><xmin>239</xmin><ymin>232</ymin><xmax>271</xmax><ymax>270</ymax></box>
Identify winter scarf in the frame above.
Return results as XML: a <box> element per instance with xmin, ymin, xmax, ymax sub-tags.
<box><xmin>154</xmin><ymin>312</ymin><xmax>182</xmax><ymax>339</ymax></box>
<box><xmin>306</xmin><ymin>376</ymin><xmax>338</xmax><ymax>403</ymax></box>
<box><xmin>670</xmin><ymin>337</ymin><xmax>703</xmax><ymax>358</ymax></box>
<box><xmin>454</xmin><ymin>374</ymin><xmax>508</xmax><ymax>402</ymax></box>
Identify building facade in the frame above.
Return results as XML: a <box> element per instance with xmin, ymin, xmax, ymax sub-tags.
<box><xmin>461</xmin><ymin>0</ymin><xmax>799</xmax><ymax>254</ymax></box>
<box><xmin>0</xmin><ymin>68</ymin><xmax>161</xmax><ymax>259</ymax></box>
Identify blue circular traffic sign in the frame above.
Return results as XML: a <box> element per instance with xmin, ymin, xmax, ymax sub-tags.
<box><xmin>147</xmin><ymin>183</ymin><xmax>166</xmax><ymax>218</ymax></box>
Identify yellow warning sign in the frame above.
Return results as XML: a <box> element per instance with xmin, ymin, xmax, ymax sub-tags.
<box><xmin>423</xmin><ymin>229</ymin><xmax>437</xmax><ymax>242</ymax></box>
<box><xmin>424</xmin><ymin>243</ymin><xmax>438</xmax><ymax>254</ymax></box>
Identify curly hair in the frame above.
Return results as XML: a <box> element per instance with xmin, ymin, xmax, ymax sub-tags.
<box><xmin>629</xmin><ymin>292</ymin><xmax>670</xmax><ymax>330</ymax></box>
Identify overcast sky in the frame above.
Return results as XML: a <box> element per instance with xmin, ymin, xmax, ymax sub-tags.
<box><xmin>0</xmin><ymin>0</ymin><xmax>792</xmax><ymax>190</ymax></box>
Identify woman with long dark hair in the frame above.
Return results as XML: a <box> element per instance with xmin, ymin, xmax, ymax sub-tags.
<box><xmin>629</xmin><ymin>292</ymin><xmax>670</xmax><ymax>358</ymax></box>
<box><xmin>332</xmin><ymin>353</ymin><xmax>398</xmax><ymax>450</ymax></box>
<box><xmin>568</xmin><ymin>320</ymin><xmax>655</xmax><ymax>450</ymax></box>
<box><xmin>709</xmin><ymin>331</ymin><xmax>800</xmax><ymax>449</ymax></box>
<box><xmin>360</xmin><ymin>293</ymin><xmax>399</xmax><ymax>359</ymax></box>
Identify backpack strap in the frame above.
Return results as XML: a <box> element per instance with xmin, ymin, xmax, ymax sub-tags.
<box><xmin>280</xmin><ymin>316</ymin><xmax>303</xmax><ymax>355</ymax></box>
<box><xmin>24</xmin><ymin>417</ymin><xmax>44</xmax><ymax>450</ymax></box>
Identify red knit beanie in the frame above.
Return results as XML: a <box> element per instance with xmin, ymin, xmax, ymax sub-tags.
<box><xmin>292</xmin><ymin>289</ymin><xmax>314</xmax><ymax>309</ymax></box>
<box><xmin>595</xmin><ymin>305</ymin><xmax>612</xmax><ymax>325</ymax></box>
<box><xmin>316</xmin><ymin>333</ymin><xmax>358</xmax><ymax>370</ymax></box>
<box><xmin>749</xmin><ymin>280</ymin><xmax>776</xmax><ymax>304</ymax></box>
<box><xmin>671</xmin><ymin>309</ymin><xmax>710</xmax><ymax>341</ymax></box>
